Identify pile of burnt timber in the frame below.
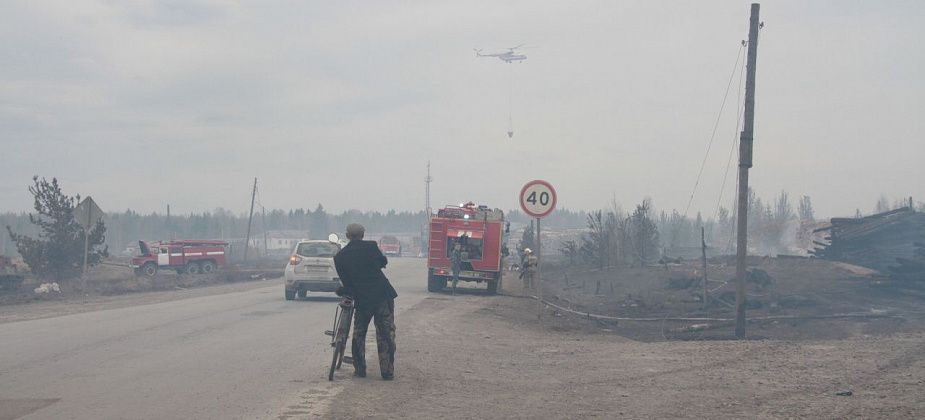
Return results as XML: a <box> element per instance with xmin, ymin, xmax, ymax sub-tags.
<box><xmin>890</xmin><ymin>241</ymin><xmax>925</xmax><ymax>283</ymax></box>
<box><xmin>812</xmin><ymin>207</ymin><xmax>925</xmax><ymax>283</ymax></box>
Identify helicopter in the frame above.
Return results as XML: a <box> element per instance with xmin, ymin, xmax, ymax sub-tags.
<box><xmin>474</xmin><ymin>44</ymin><xmax>527</xmax><ymax>63</ymax></box>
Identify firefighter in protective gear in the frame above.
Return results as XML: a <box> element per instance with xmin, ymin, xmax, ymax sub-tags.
<box><xmin>520</xmin><ymin>248</ymin><xmax>537</xmax><ymax>290</ymax></box>
<box><xmin>450</xmin><ymin>242</ymin><xmax>463</xmax><ymax>295</ymax></box>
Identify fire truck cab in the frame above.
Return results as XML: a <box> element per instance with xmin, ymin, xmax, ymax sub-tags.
<box><xmin>131</xmin><ymin>240</ymin><xmax>228</xmax><ymax>276</ymax></box>
<box><xmin>427</xmin><ymin>203</ymin><xmax>506</xmax><ymax>294</ymax></box>
<box><xmin>378</xmin><ymin>235</ymin><xmax>402</xmax><ymax>257</ymax></box>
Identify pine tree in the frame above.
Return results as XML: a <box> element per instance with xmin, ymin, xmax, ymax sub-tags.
<box><xmin>6</xmin><ymin>177</ymin><xmax>108</xmax><ymax>281</ymax></box>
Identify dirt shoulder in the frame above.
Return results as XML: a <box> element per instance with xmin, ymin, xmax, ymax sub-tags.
<box><xmin>0</xmin><ymin>276</ymin><xmax>283</xmax><ymax>324</ymax></box>
<box><xmin>323</xmin><ymin>290</ymin><xmax>925</xmax><ymax>419</ymax></box>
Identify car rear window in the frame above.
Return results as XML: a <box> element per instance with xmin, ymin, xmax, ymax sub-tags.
<box><xmin>296</xmin><ymin>242</ymin><xmax>339</xmax><ymax>257</ymax></box>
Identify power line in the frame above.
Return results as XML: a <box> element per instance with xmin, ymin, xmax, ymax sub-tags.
<box><xmin>714</xmin><ymin>42</ymin><xmax>748</xmax><ymax>223</ymax></box>
<box><xmin>683</xmin><ymin>43</ymin><xmax>746</xmax><ymax>218</ymax></box>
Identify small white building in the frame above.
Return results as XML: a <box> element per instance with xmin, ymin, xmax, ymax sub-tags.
<box><xmin>252</xmin><ymin>230</ymin><xmax>309</xmax><ymax>252</ymax></box>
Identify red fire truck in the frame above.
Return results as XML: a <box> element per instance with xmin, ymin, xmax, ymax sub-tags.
<box><xmin>131</xmin><ymin>240</ymin><xmax>228</xmax><ymax>276</ymax></box>
<box><xmin>378</xmin><ymin>235</ymin><xmax>402</xmax><ymax>257</ymax></box>
<box><xmin>427</xmin><ymin>203</ymin><xmax>506</xmax><ymax>294</ymax></box>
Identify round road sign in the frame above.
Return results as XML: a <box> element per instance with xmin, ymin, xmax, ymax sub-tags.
<box><xmin>519</xmin><ymin>180</ymin><xmax>557</xmax><ymax>218</ymax></box>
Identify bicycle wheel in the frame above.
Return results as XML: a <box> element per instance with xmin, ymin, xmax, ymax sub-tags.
<box><xmin>334</xmin><ymin>339</ymin><xmax>346</xmax><ymax>369</ymax></box>
<box><xmin>329</xmin><ymin>339</ymin><xmax>343</xmax><ymax>381</ymax></box>
<box><xmin>335</xmin><ymin>308</ymin><xmax>353</xmax><ymax>369</ymax></box>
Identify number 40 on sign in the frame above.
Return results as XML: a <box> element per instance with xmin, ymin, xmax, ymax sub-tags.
<box><xmin>519</xmin><ymin>180</ymin><xmax>557</xmax><ymax>218</ymax></box>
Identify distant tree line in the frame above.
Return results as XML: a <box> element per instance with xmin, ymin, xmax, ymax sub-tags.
<box><xmin>572</xmin><ymin>190</ymin><xmax>830</xmax><ymax>265</ymax></box>
<box><xmin>506</xmin><ymin>208</ymin><xmax>588</xmax><ymax>229</ymax></box>
<box><xmin>3</xmin><ymin>176</ymin><xmax>920</xmax><ymax>263</ymax></box>
<box><xmin>2</xmin><ymin>205</ymin><xmax>428</xmax><ymax>255</ymax></box>
<box><xmin>0</xmin><ymin>204</ymin><xmax>591</xmax><ymax>257</ymax></box>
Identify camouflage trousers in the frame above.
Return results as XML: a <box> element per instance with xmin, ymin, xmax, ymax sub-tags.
<box><xmin>352</xmin><ymin>298</ymin><xmax>396</xmax><ymax>378</ymax></box>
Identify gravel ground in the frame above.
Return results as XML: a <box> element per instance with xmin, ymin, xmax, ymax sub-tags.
<box><xmin>324</xmin><ymin>288</ymin><xmax>925</xmax><ymax>419</ymax></box>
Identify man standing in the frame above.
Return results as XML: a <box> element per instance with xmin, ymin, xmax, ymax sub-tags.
<box><xmin>334</xmin><ymin>223</ymin><xmax>398</xmax><ymax>380</ymax></box>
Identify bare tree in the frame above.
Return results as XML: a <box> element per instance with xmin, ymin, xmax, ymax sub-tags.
<box><xmin>875</xmin><ymin>195</ymin><xmax>890</xmax><ymax>214</ymax></box>
<box><xmin>628</xmin><ymin>199</ymin><xmax>659</xmax><ymax>265</ymax></box>
<box><xmin>580</xmin><ymin>211</ymin><xmax>610</xmax><ymax>271</ymax></box>
<box><xmin>892</xmin><ymin>198</ymin><xmax>911</xmax><ymax>210</ymax></box>
<box><xmin>766</xmin><ymin>190</ymin><xmax>795</xmax><ymax>253</ymax></box>
<box><xmin>558</xmin><ymin>240</ymin><xmax>579</xmax><ymax>266</ymax></box>
<box><xmin>607</xmin><ymin>201</ymin><xmax>627</xmax><ymax>267</ymax></box>
<box><xmin>798</xmin><ymin>195</ymin><xmax>814</xmax><ymax>223</ymax></box>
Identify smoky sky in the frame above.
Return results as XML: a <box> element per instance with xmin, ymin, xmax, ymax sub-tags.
<box><xmin>1</xmin><ymin>1</ymin><xmax>922</xmax><ymax>218</ymax></box>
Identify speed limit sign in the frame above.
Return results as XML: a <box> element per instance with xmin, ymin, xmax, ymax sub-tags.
<box><xmin>519</xmin><ymin>180</ymin><xmax>557</xmax><ymax>218</ymax></box>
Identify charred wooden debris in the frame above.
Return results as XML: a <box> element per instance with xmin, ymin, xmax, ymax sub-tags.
<box><xmin>811</xmin><ymin>206</ymin><xmax>925</xmax><ymax>286</ymax></box>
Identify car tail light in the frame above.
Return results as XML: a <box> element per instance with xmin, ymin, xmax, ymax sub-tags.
<box><xmin>289</xmin><ymin>255</ymin><xmax>302</xmax><ymax>265</ymax></box>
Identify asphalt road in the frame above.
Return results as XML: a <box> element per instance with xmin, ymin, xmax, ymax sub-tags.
<box><xmin>0</xmin><ymin>258</ymin><xmax>429</xmax><ymax>420</ymax></box>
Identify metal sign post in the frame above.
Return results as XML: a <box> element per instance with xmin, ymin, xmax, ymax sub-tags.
<box><xmin>535</xmin><ymin>216</ymin><xmax>541</xmax><ymax>303</ymax></box>
<box><xmin>74</xmin><ymin>196</ymin><xmax>104</xmax><ymax>291</ymax></box>
<box><xmin>519</xmin><ymin>180</ymin><xmax>557</xmax><ymax>317</ymax></box>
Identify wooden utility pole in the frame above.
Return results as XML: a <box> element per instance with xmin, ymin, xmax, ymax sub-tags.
<box><xmin>734</xmin><ymin>3</ymin><xmax>761</xmax><ymax>339</ymax></box>
<box><xmin>261</xmin><ymin>205</ymin><xmax>269</xmax><ymax>256</ymax></box>
<box><xmin>243</xmin><ymin>178</ymin><xmax>257</xmax><ymax>263</ymax></box>
<box><xmin>425</xmin><ymin>161</ymin><xmax>432</xmax><ymax>217</ymax></box>
<box><xmin>701</xmin><ymin>226</ymin><xmax>709</xmax><ymax>310</ymax></box>
<box><xmin>423</xmin><ymin>161</ymin><xmax>433</xmax><ymax>256</ymax></box>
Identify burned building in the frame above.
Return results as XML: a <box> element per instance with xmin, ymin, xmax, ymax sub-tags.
<box><xmin>812</xmin><ymin>206</ymin><xmax>925</xmax><ymax>283</ymax></box>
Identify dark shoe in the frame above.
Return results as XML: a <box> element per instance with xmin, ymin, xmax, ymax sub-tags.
<box><xmin>353</xmin><ymin>370</ymin><xmax>366</xmax><ymax>378</ymax></box>
<box><xmin>382</xmin><ymin>374</ymin><xmax>394</xmax><ymax>381</ymax></box>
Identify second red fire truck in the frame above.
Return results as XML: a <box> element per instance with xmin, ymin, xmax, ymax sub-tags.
<box><xmin>378</xmin><ymin>235</ymin><xmax>402</xmax><ymax>257</ymax></box>
<box><xmin>131</xmin><ymin>240</ymin><xmax>228</xmax><ymax>276</ymax></box>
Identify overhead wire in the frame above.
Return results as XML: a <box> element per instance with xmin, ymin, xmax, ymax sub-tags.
<box><xmin>714</xmin><ymin>43</ymin><xmax>748</xmax><ymax>223</ymax></box>
<box><xmin>682</xmin><ymin>43</ymin><xmax>746</xmax><ymax>218</ymax></box>
<box><xmin>723</xmin><ymin>58</ymin><xmax>747</xmax><ymax>253</ymax></box>
<box><xmin>725</xmin><ymin>27</ymin><xmax>763</xmax><ymax>253</ymax></box>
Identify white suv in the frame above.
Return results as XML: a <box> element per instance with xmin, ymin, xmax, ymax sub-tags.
<box><xmin>284</xmin><ymin>239</ymin><xmax>342</xmax><ymax>300</ymax></box>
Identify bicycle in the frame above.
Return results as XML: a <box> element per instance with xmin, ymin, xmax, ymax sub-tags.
<box><xmin>325</xmin><ymin>295</ymin><xmax>355</xmax><ymax>381</ymax></box>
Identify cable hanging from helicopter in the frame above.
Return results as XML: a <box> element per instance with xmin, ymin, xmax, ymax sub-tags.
<box><xmin>474</xmin><ymin>44</ymin><xmax>527</xmax><ymax>139</ymax></box>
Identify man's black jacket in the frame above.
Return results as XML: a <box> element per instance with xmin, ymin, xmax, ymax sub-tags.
<box><xmin>333</xmin><ymin>239</ymin><xmax>398</xmax><ymax>308</ymax></box>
